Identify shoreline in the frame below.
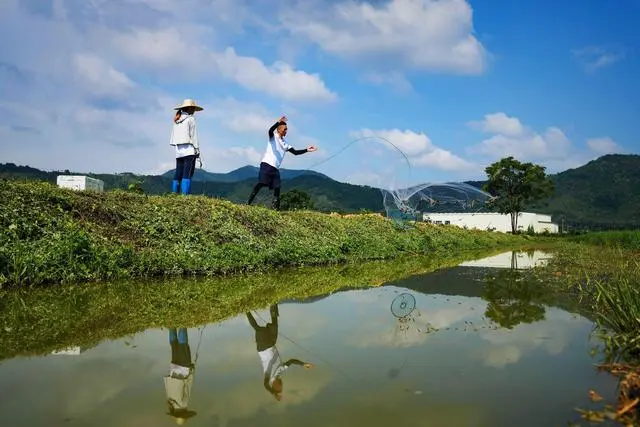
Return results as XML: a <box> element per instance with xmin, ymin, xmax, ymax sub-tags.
<box><xmin>0</xmin><ymin>179</ymin><xmax>531</xmax><ymax>287</ymax></box>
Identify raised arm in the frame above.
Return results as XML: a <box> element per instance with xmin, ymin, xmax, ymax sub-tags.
<box><xmin>268</xmin><ymin>115</ymin><xmax>287</xmax><ymax>139</ymax></box>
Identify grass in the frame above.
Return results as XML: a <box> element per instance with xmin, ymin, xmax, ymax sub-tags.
<box><xmin>0</xmin><ymin>248</ymin><xmax>513</xmax><ymax>361</ymax></box>
<box><xmin>0</xmin><ymin>179</ymin><xmax>529</xmax><ymax>287</ymax></box>
<box><xmin>569</xmin><ymin>230</ymin><xmax>640</xmax><ymax>251</ymax></box>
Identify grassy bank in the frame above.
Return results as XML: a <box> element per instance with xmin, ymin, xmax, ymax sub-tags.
<box><xmin>0</xmin><ymin>248</ymin><xmax>512</xmax><ymax>361</ymax></box>
<box><xmin>568</xmin><ymin>230</ymin><xmax>640</xmax><ymax>251</ymax></box>
<box><xmin>0</xmin><ymin>180</ymin><xmax>527</xmax><ymax>287</ymax></box>
<box><xmin>527</xmin><ymin>243</ymin><xmax>640</xmax><ymax>425</ymax></box>
<box><xmin>541</xmin><ymin>243</ymin><xmax>640</xmax><ymax>357</ymax></box>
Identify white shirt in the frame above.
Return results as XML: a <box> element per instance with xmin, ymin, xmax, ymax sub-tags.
<box><xmin>164</xmin><ymin>365</ymin><xmax>194</xmax><ymax>410</ymax></box>
<box><xmin>261</xmin><ymin>130</ymin><xmax>292</xmax><ymax>169</ymax></box>
<box><xmin>258</xmin><ymin>346</ymin><xmax>289</xmax><ymax>385</ymax></box>
<box><xmin>170</xmin><ymin>114</ymin><xmax>199</xmax><ymax>158</ymax></box>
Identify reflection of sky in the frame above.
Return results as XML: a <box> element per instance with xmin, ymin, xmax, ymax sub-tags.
<box><xmin>0</xmin><ymin>276</ymin><xmax>617</xmax><ymax>427</ymax></box>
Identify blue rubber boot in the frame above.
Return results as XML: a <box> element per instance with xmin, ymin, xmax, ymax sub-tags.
<box><xmin>172</xmin><ymin>180</ymin><xmax>180</xmax><ymax>194</ymax></box>
<box><xmin>181</xmin><ymin>179</ymin><xmax>191</xmax><ymax>195</ymax></box>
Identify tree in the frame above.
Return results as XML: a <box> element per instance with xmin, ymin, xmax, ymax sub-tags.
<box><xmin>280</xmin><ymin>189</ymin><xmax>314</xmax><ymax>211</ymax></box>
<box><xmin>483</xmin><ymin>156</ymin><xmax>554</xmax><ymax>233</ymax></box>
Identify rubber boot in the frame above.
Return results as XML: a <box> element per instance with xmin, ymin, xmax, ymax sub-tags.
<box><xmin>181</xmin><ymin>179</ymin><xmax>191</xmax><ymax>195</ymax></box>
<box><xmin>172</xmin><ymin>180</ymin><xmax>180</xmax><ymax>194</ymax></box>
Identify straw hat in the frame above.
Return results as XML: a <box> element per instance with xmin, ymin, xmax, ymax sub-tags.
<box><xmin>174</xmin><ymin>99</ymin><xmax>203</xmax><ymax>111</ymax></box>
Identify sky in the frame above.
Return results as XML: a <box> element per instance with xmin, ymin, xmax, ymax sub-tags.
<box><xmin>0</xmin><ymin>0</ymin><xmax>638</xmax><ymax>187</ymax></box>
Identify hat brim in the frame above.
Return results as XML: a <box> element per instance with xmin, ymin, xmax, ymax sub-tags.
<box><xmin>174</xmin><ymin>105</ymin><xmax>203</xmax><ymax>111</ymax></box>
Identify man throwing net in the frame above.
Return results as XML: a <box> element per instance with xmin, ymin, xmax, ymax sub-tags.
<box><xmin>247</xmin><ymin>116</ymin><xmax>317</xmax><ymax>210</ymax></box>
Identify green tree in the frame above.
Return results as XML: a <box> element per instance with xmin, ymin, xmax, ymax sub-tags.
<box><xmin>483</xmin><ymin>157</ymin><xmax>554</xmax><ymax>233</ymax></box>
<box><xmin>280</xmin><ymin>189</ymin><xmax>314</xmax><ymax>211</ymax></box>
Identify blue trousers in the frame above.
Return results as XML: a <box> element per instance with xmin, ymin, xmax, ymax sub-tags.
<box><xmin>172</xmin><ymin>155</ymin><xmax>197</xmax><ymax>194</ymax></box>
<box><xmin>169</xmin><ymin>328</ymin><xmax>189</xmax><ymax>345</ymax></box>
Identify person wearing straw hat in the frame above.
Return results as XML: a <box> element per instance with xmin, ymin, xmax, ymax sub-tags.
<box><xmin>169</xmin><ymin>99</ymin><xmax>203</xmax><ymax>195</ymax></box>
<box><xmin>246</xmin><ymin>115</ymin><xmax>317</xmax><ymax>210</ymax></box>
<box><xmin>165</xmin><ymin>327</ymin><xmax>197</xmax><ymax>424</ymax></box>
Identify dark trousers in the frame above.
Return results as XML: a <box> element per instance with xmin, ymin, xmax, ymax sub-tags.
<box><xmin>246</xmin><ymin>305</ymin><xmax>279</xmax><ymax>352</ymax></box>
<box><xmin>174</xmin><ymin>155</ymin><xmax>197</xmax><ymax>181</ymax></box>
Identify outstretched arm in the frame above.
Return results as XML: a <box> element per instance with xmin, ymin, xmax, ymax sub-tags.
<box><xmin>246</xmin><ymin>312</ymin><xmax>260</xmax><ymax>330</ymax></box>
<box><xmin>287</xmin><ymin>145</ymin><xmax>317</xmax><ymax>155</ymax></box>
<box><xmin>284</xmin><ymin>359</ymin><xmax>314</xmax><ymax>368</ymax></box>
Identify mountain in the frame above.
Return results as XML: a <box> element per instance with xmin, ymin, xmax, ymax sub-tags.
<box><xmin>160</xmin><ymin>165</ymin><xmax>330</xmax><ymax>182</ymax></box>
<box><xmin>0</xmin><ymin>162</ymin><xmax>383</xmax><ymax>213</ymax></box>
<box><xmin>2</xmin><ymin>154</ymin><xmax>639</xmax><ymax>227</ymax></box>
<box><xmin>534</xmin><ymin>154</ymin><xmax>640</xmax><ymax>229</ymax></box>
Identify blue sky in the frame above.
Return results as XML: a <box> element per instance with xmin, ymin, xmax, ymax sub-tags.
<box><xmin>0</xmin><ymin>0</ymin><xmax>638</xmax><ymax>187</ymax></box>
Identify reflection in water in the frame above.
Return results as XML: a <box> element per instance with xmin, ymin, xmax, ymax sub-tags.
<box><xmin>165</xmin><ymin>328</ymin><xmax>197</xmax><ymax>424</ymax></box>
<box><xmin>459</xmin><ymin>249</ymin><xmax>552</xmax><ymax>269</ymax></box>
<box><xmin>246</xmin><ymin>304</ymin><xmax>314</xmax><ymax>401</ymax></box>
<box><xmin>482</xmin><ymin>269</ymin><xmax>555</xmax><ymax>329</ymax></box>
<box><xmin>0</xmin><ymin>256</ymin><xmax>619</xmax><ymax>427</ymax></box>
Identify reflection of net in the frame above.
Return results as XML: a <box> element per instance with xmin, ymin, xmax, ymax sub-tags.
<box><xmin>390</xmin><ymin>293</ymin><xmax>422</xmax><ymax>347</ymax></box>
<box><xmin>392</xmin><ymin>309</ymin><xmax>422</xmax><ymax>347</ymax></box>
<box><xmin>391</xmin><ymin>293</ymin><xmax>416</xmax><ymax>318</ymax></box>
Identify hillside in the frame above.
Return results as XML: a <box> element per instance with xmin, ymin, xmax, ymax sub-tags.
<box><xmin>0</xmin><ymin>162</ymin><xmax>384</xmax><ymax>213</ymax></box>
<box><xmin>160</xmin><ymin>165</ymin><xmax>330</xmax><ymax>182</ymax></box>
<box><xmin>534</xmin><ymin>154</ymin><xmax>640</xmax><ymax>229</ymax></box>
<box><xmin>2</xmin><ymin>154</ymin><xmax>640</xmax><ymax>227</ymax></box>
<box><xmin>0</xmin><ymin>179</ymin><xmax>525</xmax><ymax>287</ymax></box>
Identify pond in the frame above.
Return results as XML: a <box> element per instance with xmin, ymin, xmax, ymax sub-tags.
<box><xmin>0</xmin><ymin>250</ymin><xmax>619</xmax><ymax>426</ymax></box>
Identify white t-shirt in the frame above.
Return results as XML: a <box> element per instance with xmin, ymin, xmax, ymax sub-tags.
<box><xmin>258</xmin><ymin>346</ymin><xmax>289</xmax><ymax>385</ymax></box>
<box><xmin>261</xmin><ymin>130</ymin><xmax>292</xmax><ymax>169</ymax></box>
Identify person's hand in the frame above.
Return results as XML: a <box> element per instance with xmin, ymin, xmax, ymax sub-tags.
<box><xmin>303</xmin><ymin>363</ymin><xmax>314</xmax><ymax>369</ymax></box>
<box><xmin>279</xmin><ymin>115</ymin><xmax>287</xmax><ymax>123</ymax></box>
<box><xmin>307</xmin><ymin>145</ymin><xmax>317</xmax><ymax>152</ymax></box>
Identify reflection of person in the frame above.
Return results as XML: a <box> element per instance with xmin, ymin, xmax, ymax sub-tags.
<box><xmin>169</xmin><ymin>99</ymin><xmax>203</xmax><ymax>195</ymax></box>
<box><xmin>246</xmin><ymin>116</ymin><xmax>317</xmax><ymax>210</ymax></box>
<box><xmin>246</xmin><ymin>304</ymin><xmax>314</xmax><ymax>401</ymax></box>
<box><xmin>164</xmin><ymin>328</ymin><xmax>197</xmax><ymax>424</ymax></box>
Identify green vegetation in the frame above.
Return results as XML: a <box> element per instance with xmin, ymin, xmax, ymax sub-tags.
<box><xmin>280</xmin><ymin>189</ymin><xmax>314</xmax><ymax>211</ymax></box>
<box><xmin>0</xmin><ymin>179</ymin><xmax>527</xmax><ymax>287</ymax></box>
<box><xmin>535</xmin><ymin>154</ymin><xmax>640</xmax><ymax>230</ymax></box>
<box><xmin>4</xmin><ymin>153</ymin><xmax>640</xmax><ymax>227</ymax></box>
<box><xmin>568</xmin><ymin>230</ymin><xmax>640</xmax><ymax>251</ymax></box>
<box><xmin>0</xmin><ymin>248</ymin><xmax>517</xmax><ymax>361</ymax></box>
<box><xmin>531</xmin><ymin>242</ymin><xmax>640</xmax><ymax>425</ymax></box>
<box><xmin>483</xmin><ymin>156</ymin><xmax>555</xmax><ymax>233</ymax></box>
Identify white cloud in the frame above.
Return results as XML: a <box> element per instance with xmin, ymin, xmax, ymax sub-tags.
<box><xmin>362</xmin><ymin>72</ymin><xmax>414</xmax><ymax>93</ymax></box>
<box><xmin>573</xmin><ymin>46</ymin><xmax>625</xmax><ymax>71</ymax></box>
<box><xmin>72</xmin><ymin>53</ymin><xmax>135</xmax><ymax>97</ymax></box>
<box><xmin>109</xmin><ymin>27</ymin><xmax>337</xmax><ymax>102</ymax></box>
<box><xmin>466</xmin><ymin>112</ymin><xmax>624</xmax><ymax>173</ymax></box>
<box><xmin>214</xmin><ymin>48</ymin><xmax>337</xmax><ymax>103</ymax></box>
<box><xmin>351</xmin><ymin>128</ymin><xmax>476</xmax><ymax>172</ymax></box>
<box><xmin>586</xmin><ymin>137</ymin><xmax>620</xmax><ymax>155</ymax></box>
<box><xmin>467</xmin><ymin>112</ymin><xmax>572</xmax><ymax>162</ymax></box>
<box><xmin>468</xmin><ymin>112</ymin><xmax>524</xmax><ymax>137</ymax></box>
<box><xmin>281</xmin><ymin>0</ymin><xmax>488</xmax><ymax>75</ymax></box>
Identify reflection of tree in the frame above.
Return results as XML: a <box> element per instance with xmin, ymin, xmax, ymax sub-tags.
<box><xmin>483</xmin><ymin>269</ymin><xmax>555</xmax><ymax>329</ymax></box>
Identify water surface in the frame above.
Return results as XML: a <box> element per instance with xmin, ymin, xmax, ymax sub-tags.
<box><xmin>0</xmin><ymin>251</ymin><xmax>617</xmax><ymax>426</ymax></box>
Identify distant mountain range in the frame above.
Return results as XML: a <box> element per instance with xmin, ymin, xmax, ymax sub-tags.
<box><xmin>2</xmin><ymin>153</ymin><xmax>639</xmax><ymax>229</ymax></box>
<box><xmin>160</xmin><ymin>165</ymin><xmax>331</xmax><ymax>183</ymax></box>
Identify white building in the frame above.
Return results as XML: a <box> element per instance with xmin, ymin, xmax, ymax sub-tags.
<box><xmin>422</xmin><ymin>212</ymin><xmax>558</xmax><ymax>234</ymax></box>
<box><xmin>57</xmin><ymin>175</ymin><xmax>104</xmax><ymax>192</ymax></box>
